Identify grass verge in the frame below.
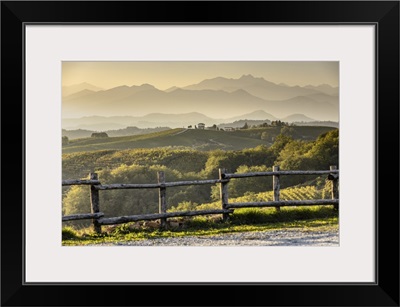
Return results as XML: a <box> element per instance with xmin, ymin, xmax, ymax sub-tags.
<box><xmin>62</xmin><ymin>205</ymin><xmax>338</xmax><ymax>246</ymax></box>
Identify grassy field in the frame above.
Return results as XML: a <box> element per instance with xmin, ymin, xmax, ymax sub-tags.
<box><xmin>62</xmin><ymin>126</ymin><xmax>336</xmax><ymax>154</ymax></box>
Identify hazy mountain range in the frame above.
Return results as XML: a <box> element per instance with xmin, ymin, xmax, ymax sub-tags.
<box><xmin>60</xmin><ymin>110</ymin><xmax>276</xmax><ymax>130</ymax></box>
<box><xmin>62</xmin><ymin>82</ymin><xmax>104</xmax><ymax>97</ymax></box>
<box><xmin>62</xmin><ymin>74</ymin><xmax>339</xmax><ymax>122</ymax></box>
<box><xmin>62</xmin><ymin>110</ymin><xmax>338</xmax><ymax>133</ymax></box>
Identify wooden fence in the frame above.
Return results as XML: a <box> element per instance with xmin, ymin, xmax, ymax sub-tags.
<box><xmin>62</xmin><ymin>166</ymin><xmax>339</xmax><ymax>234</ymax></box>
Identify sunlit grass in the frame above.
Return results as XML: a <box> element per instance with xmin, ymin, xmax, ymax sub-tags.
<box><xmin>62</xmin><ymin>206</ymin><xmax>338</xmax><ymax>246</ymax></box>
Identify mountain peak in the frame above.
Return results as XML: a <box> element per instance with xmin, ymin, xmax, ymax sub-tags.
<box><xmin>139</xmin><ymin>83</ymin><xmax>156</xmax><ymax>89</ymax></box>
<box><xmin>240</xmin><ymin>74</ymin><xmax>255</xmax><ymax>79</ymax></box>
<box><xmin>281</xmin><ymin>113</ymin><xmax>315</xmax><ymax>123</ymax></box>
<box><xmin>227</xmin><ymin>110</ymin><xmax>278</xmax><ymax>122</ymax></box>
<box><xmin>62</xmin><ymin>82</ymin><xmax>104</xmax><ymax>97</ymax></box>
<box><xmin>128</xmin><ymin>83</ymin><xmax>156</xmax><ymax>90</ymax></box>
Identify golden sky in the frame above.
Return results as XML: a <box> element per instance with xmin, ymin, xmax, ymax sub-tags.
<box><xmin>62</xmin><ymin>61</ymin><xmax>339</xmax><ymax>90</ymax></box>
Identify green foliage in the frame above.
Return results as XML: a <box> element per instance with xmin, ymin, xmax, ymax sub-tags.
<box><xmin>110</xmin><ymin>223</ymin><xmax>133</xmax><ymax>235</ymax></box>
<box><xmin>63</xmin><ymin>185</ymin><xmax>91</xmax><ymax>215</ymax></box>
<box><xmin>63</xmin><ymin>164</ymin><xmax>212</xmax><ymax>221</ymax></box>
<box><xmin>91</xmin><ymin>132</ymin><xmax>109</xmax><ymax>138</ymax></box>
<box><xmin>306</xmin><ymin>129</ymin><xmax>339</xmax><ymax>169</ymax></box>
<box><xmin>62</xmin><ymin>136</ymin><xmax>69</xmax><ymax>145</ymax></box>
<box><xmin>280</xmin><ymin>126</ymin><xmax>297</xmax><ymax>137</ymax></box>
<box><xmin>169</xmin><ymin>201</ymin><xmax>199</xmax><ymax>212</ymax></box>
<box><xmin>273</xmin><ymin>129</ymin><xmax>339</xmax><ymax>187</ymax></box>
<box><xmin>269</xmin><ymin>134</ymin><xmax>293</xmax><ymax>157</ymax></box>
<box><xmin>241</xmin><ymin>122</ymin><xmax>249</xmax><ymax>129</ymax></box>
<box><xmin>62</xmin><ymin>226</ymin><xmax>78</xmax><ymax>240</ymax></box>
<box><xmin>202</xmin><ymin>145</ymin><xmax>274</xmax><ymax>178</ymax></box>
<box><xmin>260</xmin><ymin>131</ymin><xmax>270</xmax><ymax>141</ymax></box>
<box><xmin>62</xmin><ymin>148</ymin><xmax>209</xmax><ymax>180</ymax></box>
<box><xmin>230</xmin><ymin>206</ymin><xmax>337</xmax><ymax>225</ymax></box>
<box><xmin>228</xmin><ymin>165</ymin><xmax>273</xmax><ymax>198</ymax></box>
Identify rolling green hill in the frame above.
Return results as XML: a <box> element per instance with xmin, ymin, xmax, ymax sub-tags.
<box><xmin>62</xmin><ymin>126</ymin><xmax>336</xmax><ymax>154</ymax></box>
<box><xmin>62</xmin><ymin>128</ymin><xmax>339</xmax><ymax>223</ymax></box>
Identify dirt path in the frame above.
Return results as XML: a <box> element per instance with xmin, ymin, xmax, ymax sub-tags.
<box><xmin>89</xmin><ymin>228</ymin><xmax>339</xmax><ymax>246</ymax></box>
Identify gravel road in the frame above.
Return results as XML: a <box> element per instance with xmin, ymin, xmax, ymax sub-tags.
<box><xmin>90</xmin><ymin>228</ymin><xmax>339</xmax><ymax>246</ymax></box>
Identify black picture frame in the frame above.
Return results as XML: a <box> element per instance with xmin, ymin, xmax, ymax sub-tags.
<box><xmin>1</xmin><ymin>1</ymin><xmax>399</xmax><ymax>306</ymax></box>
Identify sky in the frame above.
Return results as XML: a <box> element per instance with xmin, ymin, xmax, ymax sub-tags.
<box><xmin>62</xmin><ymin>61</ymin><xmax>339</xmax><ymax>90</ymax></box>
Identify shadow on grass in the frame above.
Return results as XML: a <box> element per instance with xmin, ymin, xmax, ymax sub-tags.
<box><xmin>62</xmin><ymin>206</ymin><xmax>338</xmax><ymax>244</ymax></box>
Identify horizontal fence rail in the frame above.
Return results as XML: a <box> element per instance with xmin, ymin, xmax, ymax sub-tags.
<box><xmin>94</xmin><ymin>179</ymin><xmax>229</xmax><ymax>190</ymax></box>
<box><xmin>62</xmin><ymin>166</ymin><xmax>339</xmax><ymax>234</ymax></box>
<box><xmin>226</xmin><ymin>199</ymin><xmax>339</xmax><ymax>209</ymax></box>
<box><xmin>98</xmin><ymin>209</ymin><xmax>235</xmax><ymax>226</ymax></box>
<box><xmin>62</xmin><ymin>212</ymin><xmax>104</xmax><ymax>222</ymax></box>
<box><xmin>62</xmin><ymin>179</ymin><xmax>101</xmax><ymax>186</ymax></box>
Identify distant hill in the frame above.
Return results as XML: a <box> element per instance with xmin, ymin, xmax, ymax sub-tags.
<box><xmin>63</xmin><ymin>115</ymin><xmax>143</xmax><ymax>130</ymax></box>
<box><xmin>281</xmin><ymin>114</ymin><xmax>315</xmax><ymax>123</ymax></box>
<box><xmin>292</xmin><ymin>121</ymin><xmax>339</xmax><ymax>128</ymax></box>
<box><xmin>218</xmin><ymin>119</ymin><xmax>272</xmax><ymax>129</ymax></box>
<box><xmin>63</xmin><ymin>89</ymin><xmax>97</xmax><ymax>101</ymax></box>
<box><xmin>62</xmin><ymin>129</ymin><xmax>94</xmax><ymax>140</ymax></box>
<box><xmin>63</xmin><ymin>83</ymin><xmax>157</xmax><ymax>103</ymax></box>
<box><xmin>164</xmin><ymin>86</ymin><xmax>179</xmax><ymax>92</ymax></box>
<box><xmin>62</xmin><ymin>126</ymin><xmax>171</xmax><ymax>140</ymax></box>
<box><xmin>62</xmin><ymin>125</ymin><xmax>337</xmax><ymax>154</ymax></box>
<box><xmin>226</xmin><ymin>110</ymin><xmax>278</xmax><ymax>122</ymax></box>
<box><xmin>62</xmin><ymin>112</ymin><xmax>217</xmax><ymax>130</ymax></box>
<box><xmin>62</xmin><ymin>82</ymin><xmax>103</xmax><ymax>97</ymax></box>
<box><xmin>304</xmin><ymin>84</ymin><xmax>339</xmax><ymax>96</ymax></box>
<box><xmin>63</xmin><ymin>111</ymin><xmax>338</xmax><ymax>132</ymax></box>
<box><xmin>140</xmin><ymin>112</ymin><xmax>214</xmax><ymax>124</ymax></box>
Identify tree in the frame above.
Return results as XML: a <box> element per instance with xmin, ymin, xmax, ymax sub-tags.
<box><xmin>62</xmin><ymin>136</ymin><xmax>69</xmax><ymax>145</ymax></box>
<box><xmin>272</xmin><ymin>129</ymin><xmax>339</xmax><ymax>187</ymax></box>
<box><xmin>260</xmin><ymin>131</ymin><xmax>271</xmax><ymax>141</ymax></box>
<box><xmin>91</xmin><ymin>132</ymin><xmax>108</xmax><ymax>138</ymax></box>
<box><xmin>306</xmin><ymin>129</ymin><xmax>339</xmax><ymax>169</ymax></box>
<box><xmin>269</xmin><ymin>133</ymin><xmax>293</xmax><ymax>157</ymax></box>
<box><xmin>280</xmin><ymin>126</ymin><xmax>296</xmax><ymax>138</ymax></box>
<box><xmin>241</xmin><ymin>122</ymin><xmax>249</xmax><ymax>129</ymax></box>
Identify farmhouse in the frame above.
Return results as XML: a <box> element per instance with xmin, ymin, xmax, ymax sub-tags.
<box><xmin>197</xmin><ymin>123</ymin><xmax>205</xmax><ymax>129</ymax></box>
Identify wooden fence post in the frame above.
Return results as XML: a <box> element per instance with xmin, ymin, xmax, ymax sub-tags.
<box><xmin>219</xmin><ymin>168</ymin><xmax>229</xmax><ymax>221</ymax></box>
<box><xmin>330</xmin><ymin>165</ymin><xmax>339</xmax><ymax>210</ymax></box>
<box><xmin>273</xmin><ymin>166</ymin><xmax>281</xmax><ymax>211</ymax></box>
<box><xmin>158</xmin><ymin>171</ymin><xmax>167</xmax><ymax>227</ymax></box>
<box><xmin>90</xmin><ymin>173</ymin><xmax>101</xmax><ymax>234</ymax></box>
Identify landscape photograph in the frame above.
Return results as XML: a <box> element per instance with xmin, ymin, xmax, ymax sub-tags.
<box><xmin>61</xmin><ymin>61</ymin><xmax>339</xmax><ymax>246</ymax></box>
